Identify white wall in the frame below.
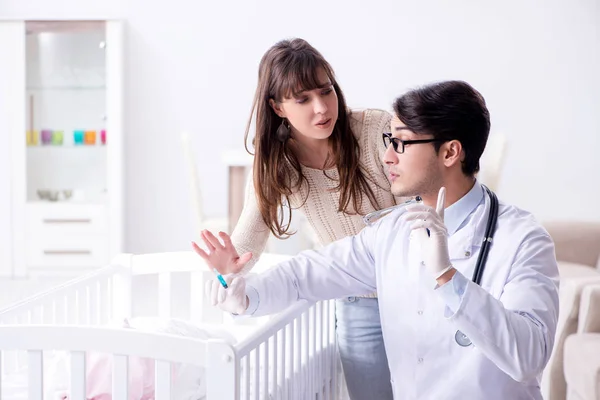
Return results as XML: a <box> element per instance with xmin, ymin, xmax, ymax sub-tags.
<box><xmin>2</xmin><ymin>0</ymin><xmax>599</xmax><ymax>254</ymax></box>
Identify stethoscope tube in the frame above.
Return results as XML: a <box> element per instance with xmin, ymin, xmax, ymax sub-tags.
<box><xmin>458</xmin><ymin>185</ymin><xmax>499</xmax><ymax>347</ymax></box>
<box><xmin>471</xmin><ymin>185</ymin><xmax>499</xmax><ymax>286</ymax></box>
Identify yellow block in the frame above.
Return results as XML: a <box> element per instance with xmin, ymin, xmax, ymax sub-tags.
<box><xmin>26</xmin><ymin>130</ymin><xmax>39</xmax><ymax>146</ymax></box>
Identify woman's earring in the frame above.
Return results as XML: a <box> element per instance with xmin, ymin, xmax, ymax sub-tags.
<box><xmin>276</xmin><ymin>118</ymin><xmax>291</xmax><ymax>142</ymax></box>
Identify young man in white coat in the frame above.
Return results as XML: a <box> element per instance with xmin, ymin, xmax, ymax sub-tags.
<box><xmin>197</xmin><ymin>80</ymin><xmax>560</xmax><ymax>400</ymax></box>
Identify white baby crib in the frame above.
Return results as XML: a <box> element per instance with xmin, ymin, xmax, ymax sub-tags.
<box><xmin>0</xmin><ymin>252</ymin><xmax>340</xmax><ymax>400</ymax></box>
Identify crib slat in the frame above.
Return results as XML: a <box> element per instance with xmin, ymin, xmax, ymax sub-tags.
<box><xmin>86</xmin><ymin>286</ymin><xmax>92</xmax><ymax>325</ymax></box>
<box><xmin>70</xmin><ymin>351</ymin><xmax>86</xmax><ymax>400</ymax></box>
<box><xmin>263</xmin><ymin>339</ymin><xmax>269</xmax><ymax>399</ymax></box>
<box><xmin>271</xmin><ymin>332</ymin><xmax>278</xmax><ymax>397</ymax></box>
<box><xmin>307</xmin><ymin>307</ymin><xmax>312</xmax><ymax>398</ymax></box>
<box><xmin>107</xmin><ymin>277</ymin><xmax>113</xmax><ymax>320</ymax></box>
<box><xmin>289</xmin><ymin>321</ymin><xmax>294</xmax><ymax>399</ymax></box>
<box><xmin>51</xmin><ymin>298</ymin><xmax>57</xmax><ymax>324</ymax></box>
<box><xmin>313</xmin><ymin>306</ymin><xmax>317</xmax><ymax>398</ymax></box>
<box><xmin>63</xmin><ymin>294</ymin><xmax>69</xmax><ymax>324</ymax></box>
<box><xmin>303</xmin><ymin>311</ymin><xmax>309</xmax><ymax>397</ymax></box>
<box><xmin>324</xmin><ymin>301</ymin><xmax>329</xmax><ymax>398</ymax></box>
<box><xmin>101</xmin><ymin>278</ymin><xmax>109</xmax><ymax>324</ymax></box>
<box><xmin>254</xmin><ymin>348</ymin><xmax>259</xmax><ymax>400</ymax></box>
<box><xmin>95</xmin><ymin>281</ymin><xmax>102</xmax><ymax>325</ymax></box>
<box><xmin>158</xmin><ymin>272</ymin><xmax>171</xmax><ymax>318</ymax></box>
<box><xmin>4</xmin><ymin>318</ymin><xmax>18</xmax><ymax>374</ymax></box>
<box><xmin>75</xmin><ymin>289</ymin><xmax>81</xmax><ymax>324</ymax></box>
<box><xmin>244</xmin><ymin>354</ymin><xmax>250</xmax><ymax>400</ymax></box>
<box><xmin>329</xmin><ymin>300</ymin><xmax>336</xmax><ymax>400</ymax></box>
<box><xmin>0</xmin><ymin>350</ymin><xmax>3</xmax><ymax>396</ymax></box>
<box><xmin>311</xmin><ymin>305</ymin><xmax>316</xmax><ymax>398</ymax></box>
<box><xmin>16</xmin><ymin>316</ymin><xmax>25</xmax><ymax>370</ymax></box>
<box><xmin>112</xmin><ymin>355</ymin><xmax>129</xmax><ymax>400</ymax></box>
<box><xmin>321</xmin><ymin>301</ymin><xmax>331</xmax><ymax>400</ymax></box>
<box><xmin>281</xmin><ymin>326</ymin><xmax>287</xmax><ymax>397</ymax></box>
<box><xmin>317</xmin><ymin>302</ymin><xmax>324</xmax><ymax>399</ymax></box>
<box><xmin>27</xmin><ymin>350</ymin><xmax>43</xmax><ymax>400</ymax></box>
<box><xmin>155</xmin><ymin>360</ymin><xmax>172</xmax><ymax>400</ymax></box>
<box><xmin>295</xmin><ymin>316</ymin><xmax>302</xmax><ymax>398</ymax></box>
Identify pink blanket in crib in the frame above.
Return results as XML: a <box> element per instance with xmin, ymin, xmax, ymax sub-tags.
<box><xmin>60</xmin><ymin>352</ymin><xmax>163</xmax><ymax>400</ymax></box>
<box><xmin>56</xmin><ymin>316</ymin><xmax>229</xmax><ymax>399</ymax></box>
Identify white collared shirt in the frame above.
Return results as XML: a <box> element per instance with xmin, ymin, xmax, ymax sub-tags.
<box><xmin>245</xmin><ymin>181</ymin><xmax>559</xmax><ymax>400</ymax></box>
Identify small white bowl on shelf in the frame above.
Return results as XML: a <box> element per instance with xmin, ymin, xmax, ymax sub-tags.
<box><xmin>36</xmin><ymin>189</ymin><xmax>73</xmax><ymax>202</ymax></box>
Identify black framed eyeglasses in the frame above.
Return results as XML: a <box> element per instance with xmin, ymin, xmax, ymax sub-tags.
<box><xmin>382</xmin><ymin>132</ymin><xmax>443</xmax><ymax>154</ymax></box>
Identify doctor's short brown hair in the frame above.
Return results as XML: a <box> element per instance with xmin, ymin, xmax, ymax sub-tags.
<box><xmin>392</xmin><ymin>80</ymin><xmax>491</xmax><ymax>176</ymax></box>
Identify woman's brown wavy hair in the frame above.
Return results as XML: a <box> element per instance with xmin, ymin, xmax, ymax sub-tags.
<box><xmin>244</xmin><ymin>38</ymin><xmax>381</xmax><ymax>238</ymax></box>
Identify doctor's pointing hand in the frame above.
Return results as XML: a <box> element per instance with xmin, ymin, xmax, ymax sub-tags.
<box><xmin>403</xmin><ymin>187</ymin><xmax>455</xmax><ymax>282</ymax></box>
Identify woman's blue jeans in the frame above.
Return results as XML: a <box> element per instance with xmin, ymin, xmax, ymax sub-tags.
<box><xmin>336</xmin><ymin>296</ymin><xmax>394</xmax><ymax>400</ymax></box>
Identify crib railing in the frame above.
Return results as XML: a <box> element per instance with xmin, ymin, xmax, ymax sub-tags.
<box><xmin>0</xmin><ymin>324</ymin><xmax>212</xmax><ymax>400</ymax></box>
<box><xmin>0</xmin><ymin>302</ymin><xmax>338</xmax><ymax>400</ymax></box>
<box><xmin>0</xmin><ymin>252</ymin><xmax>340</xmax><ymax>399</ymax></box>
<box><xmin>0</xmin><ymin>265</ymin><xmax>125</xmax><ymax>327</ymax></box>
<box><xmin>0</xmin><ymin>253</ymin><xmax>226</xmax><ymax>329</ymax></box>
<box><xmin>231</xmin><ymin>299</ymin><xmax>338</xmax><ymax>400</ymax></box>
<box><xmin>0</xmin><ymin>265</ymin><xmax>130</xmax><ymax>379</ymax></box>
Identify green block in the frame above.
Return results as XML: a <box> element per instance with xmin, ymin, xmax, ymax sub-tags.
<box><xmin>52</xmin><ymin>131</ymin><xmax>64</xmax><ymax>145</ymax></box>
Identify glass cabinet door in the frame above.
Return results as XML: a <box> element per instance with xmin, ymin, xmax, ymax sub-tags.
<box><xmin>25</xmin><ymin>21</ymin><xmax>108</xmax><ymax>204</ymax></box>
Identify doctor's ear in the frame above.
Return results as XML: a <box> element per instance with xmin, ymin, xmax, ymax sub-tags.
<box><xmin>269</xmin><ymin>99</ymin><xmax>286</xmax><ymax>119</ymax></box>
<box><xmin>441</xmin><ymin>140</ymin><xmax>463</xmax><ymax>168</ymax></box>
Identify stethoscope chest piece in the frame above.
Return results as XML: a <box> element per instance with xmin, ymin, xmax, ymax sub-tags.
<box><xmin>455</xmin><ymin>330</ymin><xmax>472</xmax><ymax>347</ymax></box>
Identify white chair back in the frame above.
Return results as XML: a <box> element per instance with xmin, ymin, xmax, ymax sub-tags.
<box><xmin>181</xmin><ymin>131</ymin><xmax>228</xmax><ymax>235</ymax></box>
<box><xmin>478</xmin><ymin>132</ymin><xmax>508</xmax><ymax>192</ymax></box>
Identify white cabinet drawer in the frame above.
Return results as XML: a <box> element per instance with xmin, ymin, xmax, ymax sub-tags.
<box><xmin>26</xmin><ymin>234</ymin><xmax>109</xmax><ymax>268</ymax></box>
<box><xmin>26</xmin><ymin>203</ymin><xmax>107</xmax><ymax>236</ymax></box>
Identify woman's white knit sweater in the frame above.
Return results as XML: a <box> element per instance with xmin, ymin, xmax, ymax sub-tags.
<box><xmin>231</xmin><ymin>108</ymin><xmax>405</xmax><ymax>298</ymax></box>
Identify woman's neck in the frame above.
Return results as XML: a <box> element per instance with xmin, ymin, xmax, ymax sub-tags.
<box><xmin>289</xmin><ymin>135</ymin><xmax>333</xmax><ymax>170</ymax></box>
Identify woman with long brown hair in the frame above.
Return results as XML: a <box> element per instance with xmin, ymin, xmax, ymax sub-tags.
<box><xmin>193</xmin><ymin>38</ymin><xmax>402</xmax><ymax>399</ymax></box>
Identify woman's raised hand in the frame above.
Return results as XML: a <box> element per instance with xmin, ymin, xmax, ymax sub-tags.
<box><xmin>191</xmin><ymin>230</ymin><xmax>253</xmax><ymax>275</ymax></box>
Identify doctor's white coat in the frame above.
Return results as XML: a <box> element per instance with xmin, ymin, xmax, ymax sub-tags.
<box><xmin>245</xmin><ymin>184</ymin><xmax>559</xmax><ymax>400</ymax></box>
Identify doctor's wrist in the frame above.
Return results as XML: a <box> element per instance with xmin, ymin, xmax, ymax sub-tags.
<box><xmin>436</xmin><ymin>267</ymin><xmax>457</xmax><ymax>286</ymax></box>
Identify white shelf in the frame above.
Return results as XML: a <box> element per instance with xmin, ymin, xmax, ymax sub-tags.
<box><xmin>27</xmin><ymin>145</ymin><xmax>106</xmax><ymax>149</ymax></box>
<box><xmin>27</xmin><ymin>200</ymin><xmax>108</xmax><ymax>205</ymax></box>
<box><xmin>26</xmin><ymin>86</ymin><xmax>106</xmax><ymax>91</ymax></box>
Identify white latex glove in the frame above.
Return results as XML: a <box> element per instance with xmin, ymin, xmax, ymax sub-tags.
<box><xmin>204</xmin><ymin>274</ymin><xmax>248</xmax><ymax>315</ymax></box>
<box><xmin>403</xmin><ymin>187</ymin><xmax>453</xmax><ymax>280</ymax></box>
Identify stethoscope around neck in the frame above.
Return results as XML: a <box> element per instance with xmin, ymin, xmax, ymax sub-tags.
<box><xmin>363</xmin><ymin>185</ymin><xmax>500</xmax><ymax>347</ymax></box>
